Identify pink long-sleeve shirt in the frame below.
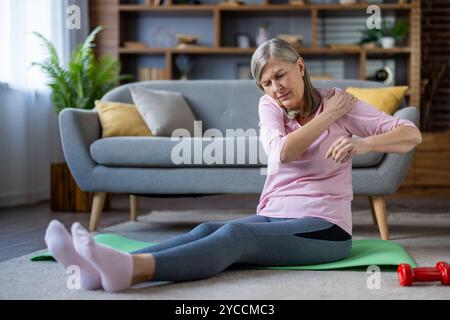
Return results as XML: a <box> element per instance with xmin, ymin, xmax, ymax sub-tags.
<box><xmin>256</xmin><ymin>87</ymin><xmax>418</xmax><ymax>235</ymax></box>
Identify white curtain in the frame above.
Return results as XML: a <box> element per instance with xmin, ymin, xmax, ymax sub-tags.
<box><xmin>0</xmin><ymin>0</ymin><xmax>89</xmax><ymax>207</ymax></box>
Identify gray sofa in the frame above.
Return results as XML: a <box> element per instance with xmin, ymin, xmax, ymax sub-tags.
<box><xmin>59</xmin><ymin>79</ymin><xmax>419</xmax><ymax>239</ymax></box>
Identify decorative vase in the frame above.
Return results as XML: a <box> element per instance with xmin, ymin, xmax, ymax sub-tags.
<box><xmin>256</xmin><ymin>26</ymin><xmax>269</xmax><ymax>47</ymax></box>
<box><xmin>175</xmin><ymin>54</ymin><xmax>193</xmax><ymax>80</ymax></box>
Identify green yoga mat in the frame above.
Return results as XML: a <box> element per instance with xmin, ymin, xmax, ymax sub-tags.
<box><xmin>31</xmin><ymin>234</ymin><xmax>417</xmax><ymax>270</ymax></box>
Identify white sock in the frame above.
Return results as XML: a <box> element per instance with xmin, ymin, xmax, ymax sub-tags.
<box><xmin>44</xmin><ymin>220</ymin><xmax>101</xmax><ymax>290</ymax></box>
<box><xmin>71</xmin><ymin>222</ymin><xmax>133</xmax><ymax>293</ymax></box>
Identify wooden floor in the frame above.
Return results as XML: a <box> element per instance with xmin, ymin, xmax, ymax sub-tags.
<box><xmin>1</xmin><ymin>192</ymin><xmax>450</xmax><ymax>263</ymax></box>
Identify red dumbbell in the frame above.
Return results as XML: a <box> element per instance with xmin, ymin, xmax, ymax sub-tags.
<box><xmin>397</xmin><ymin>262</ymin><xmax>450</xmax><ymax>286</ymax></box>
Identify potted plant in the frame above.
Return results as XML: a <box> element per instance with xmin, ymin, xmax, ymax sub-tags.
<box><xmin>379</xmin><ymin>20</ymin><xmax>395</xmax><ymax>49</ymax></box>
<box><xmin>379</xmin><ymin>19</ymin><xmax>409</xmax><ymax>49</ymax></box>
<box><xmin>31</xmin><ymin>26</ymin><xmax>131</xmax><ymax>211</ymax></box>
<box><xmin>391</xmin><ymin>18</ymin><xmax>409</xmax><ymax>47</ymax></box>
<box><xmin>32</xmin><ymin>25</ymin><xmax>131</xmax><ymax>114</ymax></box>
<box><xmin>359</xmin><ymin>27</ymin><xmax>384</xmax><ymax>47</ymax></box>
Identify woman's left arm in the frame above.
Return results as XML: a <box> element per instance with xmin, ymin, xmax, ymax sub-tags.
<box><xmin>326</xmin><ymin>125</ymin><xmax>422</xmax><ymax>163</ymax></box>
<box><xmin>361</xmin><ymin>125</ymin><xmax>422</xmax><ymax>154</ymax></box>
<box><xmin>325</xmin><ymin>90</ymin><xmax>423</xmax><ymax>163</ymax></box>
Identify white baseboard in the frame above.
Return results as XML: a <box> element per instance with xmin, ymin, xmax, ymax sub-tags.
<box><xmin>0</xmin><ymin>190</ymin><xmax>49</xmax><ymax>207</ymax></box>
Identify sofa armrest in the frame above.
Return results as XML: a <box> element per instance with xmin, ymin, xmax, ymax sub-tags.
<box><xmin>58</xmin><ymin>108</ymin><xmax>101</xmax><ymax>191</ymax></box>
<box><xmin>378</xmin><ymin>106</ymin><xmax>419</xmax><ymax>192</ymax></box>
<box><xmin>393</xmin><ymin>106</ymin><xmax>420</xmax><ymax>127</ymax></box>
<box><xmin>352</xmin><ymin>106</ymin><xmax>419</xmax><ymax>195</ymax></box>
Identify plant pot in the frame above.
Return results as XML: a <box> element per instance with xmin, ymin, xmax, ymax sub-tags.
<box><xmin>379</xmin><ymin>37</ymin><xmax>395</xmax><ymax>49</ymax></box>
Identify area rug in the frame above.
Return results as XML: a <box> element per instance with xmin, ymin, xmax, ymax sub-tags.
<box><xmin>1</xmin><ymin>209</ymin><xmax>450</xmax><ymax>299</ymax></box>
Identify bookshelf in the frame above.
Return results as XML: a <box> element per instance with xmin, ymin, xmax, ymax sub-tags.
<box><xmin>90</xmin><ymin>0</ymin><xmax>421</xmax><ymax>107</ymax></box>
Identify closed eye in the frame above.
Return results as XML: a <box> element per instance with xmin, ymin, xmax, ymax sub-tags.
<box><xmin>262</xmin><ymin>73</ymin><xmax>285</xmax><ymax>87</ymax></box>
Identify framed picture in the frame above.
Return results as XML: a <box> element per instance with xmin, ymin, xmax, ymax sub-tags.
<box><xmin>235</xmin><ymin>33</ymin><xmax>251</xmax><ymax>49</ymax></box>
<box><xmin>236</xmin><ymin>63</ymin><xmax>252</xmax><ymax>80</ymax></box>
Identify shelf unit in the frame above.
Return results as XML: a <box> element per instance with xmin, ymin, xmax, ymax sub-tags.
<box><xmin>90</xmin><ymin>0</ymin><xmax>421</xmax><ymax>107</ymax></box>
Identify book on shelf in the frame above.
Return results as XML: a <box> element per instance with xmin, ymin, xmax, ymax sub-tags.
<box><xmin>138</xmin><ymin>67</ymin><xmax>167</xmax><ymax>81</ymax></box>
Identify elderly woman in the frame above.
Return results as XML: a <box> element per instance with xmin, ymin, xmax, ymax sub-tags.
<box><xmin>44</xmin><ymin>39</ymin><xmax>422</xmax><ymax>292</ymax></box>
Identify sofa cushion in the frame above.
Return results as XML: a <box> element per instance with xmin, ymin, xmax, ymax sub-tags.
<box><xmin>95</xmin><ymin>100</ymin><xmax>152</xmax><ymax>137</ymax></box>
<box><xmin>130</xmin><ymin>86</ymin><xmax>196</xmax><ymax>136</ymax></box>
<box><xmin>90</xmin><ymin>136</ymin><xmax>383</xmax><ymax>168</ymax></box>
<box><xmin>90</xmin><ymin>136</ymin><xmax>267</xmax><ymax>167</ymax></box>
<box><xmin>345</xmin><ymin>86</ymin><xmax>408</xmax><ymax>115</ymax></box>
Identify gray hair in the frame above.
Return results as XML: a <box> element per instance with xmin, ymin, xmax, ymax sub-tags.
<box><xmin>250</xmin><ymin>38</ymin><xmax>321</xmax><ymax>118</ymax></box>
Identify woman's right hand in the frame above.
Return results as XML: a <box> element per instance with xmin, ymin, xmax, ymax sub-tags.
<box><xmin>323</xmin><ymin>88</ymin><xmax>358</xmax><ymax>121</ymax></box>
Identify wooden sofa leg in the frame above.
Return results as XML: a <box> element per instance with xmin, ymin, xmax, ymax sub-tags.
<box><xmin>89</xmin><ymin>192</ymin><xmax>107</xmax><ymax>232</ymax></box>
<box><xmin>130</xmin><ymin>195</ymin><xmax>138</xmax><ymax>221</ymax></box>
<box><xmin>368</xmin><ymin>196</ymin><xmax>378</xmax><ymax>226</ymax></box>
<box><xmin>369</xmin><ymin>195</ymin><xmax>389</xmax><ymax>240</ymax></box>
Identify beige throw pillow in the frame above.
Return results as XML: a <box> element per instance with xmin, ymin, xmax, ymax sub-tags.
<box><xmin>130</xmin><ymin>86</ymin><xmax>196</xmax><ymax>136</ymax></box>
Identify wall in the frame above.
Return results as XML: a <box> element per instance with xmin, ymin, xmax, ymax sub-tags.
<box><xmin>421</xmin><ymin>0</ymin><xmax>450</xmax><ymax>132</ymax></box>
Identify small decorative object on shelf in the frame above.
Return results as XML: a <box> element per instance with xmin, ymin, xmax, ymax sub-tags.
<box><xmin>378</xmin><ymin>19</ymin><xmax>395</xmax><ymax>48</ymax></box>
<box><xmin>175</xmin><ymin>54</ymin><xmax>193</xmax><ymax>80</ymax></box>
<box><xmin>175</xmin><ymin>34</ymin><xmax>209</xmax><ymax>49</ymax></box>
<box><xmin>123</xmin><ymin>41</ymin><xmax>148</xmax><ymax>49</ymax></box>
<box><xmin>289</xmin><ymin>0</ymin><xmax>307</xmax><ymax>5</ymax></box>
<box><xmin>256</xmin><ymin>22</ymin><xmax>270</xmax><ymax>47</ymax></box>
<box><xmin>361</xmin><ymin>42</ymin><xmax>377</xmax><ymax>49</ymax></box>
<box><xmin>151</xmin><ymin>27</ymin><xmax>176</xmax><ymax>48</ymax></box>
<box><xmin>176</xmin><ymin>43</ymin><xmax>210</xmax><ymax>49</ymax></box>
<box><xmin>219</xmin><ymin>0</ymin><xmax>246</xmax><ymax>6</ymax></box>
<box><xmin>339</xmin><ymin>0</ymin><xmax>356</xmax><ymax>4</ymax></box>
<box><xmin>379</xmin><ymin>36</ymin><xmax>394</xmax><ymax>49</ymax></box>
<box><xmin>176</xmin><ymin>34</ymin><xmax>200</xmax><ymax>45</ymax></box>
<box><xmin>374</xmin><ymin>66</ymin><xmax>394</xmax><ymax>85</ymax></box>
<box><xmin>277</xmin><ymin>34</ymin><xmax>303</xmax><ymax>49</ymax></box>
<box><xmin>145</xmin><ymin>0</ymin><xmax>164</xmax><ymax>6</ymax></box>
<box><xmin>236</xmin><ymin>33</ymin><xmax>251</xmax><ymax>49</ymax></box>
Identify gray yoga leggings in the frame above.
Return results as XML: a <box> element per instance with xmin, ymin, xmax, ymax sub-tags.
<box><xmin>131</xmin><ymin>215</ymin><xmax>352</xmax><ymax>282</ymax></box>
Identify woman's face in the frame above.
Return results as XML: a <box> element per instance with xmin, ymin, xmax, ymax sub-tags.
<box><xmin>260</xmin><ymin>57</ymin><xmax>305</xmax><ymax>110</ymax></box>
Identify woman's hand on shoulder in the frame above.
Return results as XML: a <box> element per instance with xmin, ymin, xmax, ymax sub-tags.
<box><xmin>322</xmin><ymin>88</ymin><xmax>358</xmax><ymax>122</ymax></box>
